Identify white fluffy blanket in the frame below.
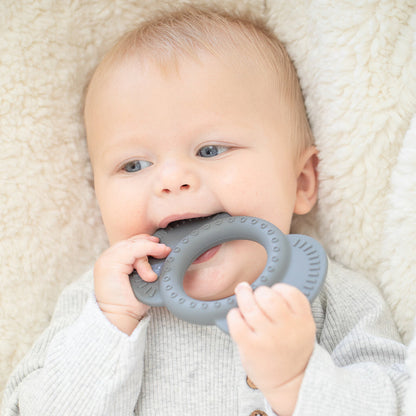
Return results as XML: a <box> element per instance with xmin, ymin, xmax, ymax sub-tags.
<box><xmin>1</xmin><ymin>0</ymin><xmax>415</xmax><ymax>408</ymax></box>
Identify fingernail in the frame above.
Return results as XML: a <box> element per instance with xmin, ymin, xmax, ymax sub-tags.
<box><xmin>235</xmin><ymin>281</ymin><xmax>251</xmax><ymax>293</ymax></box>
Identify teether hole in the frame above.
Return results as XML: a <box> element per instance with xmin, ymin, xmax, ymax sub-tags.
<box><xmin>182</xmin><ymin>240</ymin><xmax>267</xmax><ymax>301</ymax></box>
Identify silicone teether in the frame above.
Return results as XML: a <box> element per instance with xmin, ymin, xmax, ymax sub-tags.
<box><xmin>129</xmin><ymin>213</ymin><xmax>327</xmax><ymax>333</ymax></box>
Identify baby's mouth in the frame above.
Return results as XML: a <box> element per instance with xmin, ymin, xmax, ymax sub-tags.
<box><xmin>191</xmin><ymin>244</ymin><xmax>221</xmax><ymax>264</ymax></box>
<box><xmin>164</xmin><ymin>212</ymin><xmax>228</xmax><ymax>230</ymax></box>
<box><xmin>162</xmin><ymin>212</ymin><xmax>229</xmax><ymax>263</ymax></box>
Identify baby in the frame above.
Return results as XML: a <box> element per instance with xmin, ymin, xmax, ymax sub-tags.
<box><xmin>2</xmin><ymin>6</ymin><xmax>408</xmax><ymax>416</ymax></box>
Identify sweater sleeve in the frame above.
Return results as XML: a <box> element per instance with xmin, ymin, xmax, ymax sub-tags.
<box><xmin>1</xmin><ymin>271</ymin><xmax>149</xmax><ymax>416</ymax></box>
<box><xmin>290</xmin><ymin>262</ymin><xmax>409</xmax><ymax>416</ymax></box>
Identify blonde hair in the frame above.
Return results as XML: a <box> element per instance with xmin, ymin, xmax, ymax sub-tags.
<box><xmin>88</xmin><ymin>6</ymin><xmax>313</xmax><ymax>155</ymax></box>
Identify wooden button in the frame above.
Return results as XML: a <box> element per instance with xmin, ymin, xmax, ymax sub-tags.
<box><xmin>250</xmin><ymin>411</ymin><xmax>267</xmax><ymax>416</ymax></box>
<box><xmin>246</xmin><ymin>375</ymin><xmax>258</xmax><ymax>389</ymax></box>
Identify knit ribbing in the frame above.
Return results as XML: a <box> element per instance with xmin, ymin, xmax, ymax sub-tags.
<box><xmin>140</xmin><ymin>307</ymin><xmax>238</xmax><ymax>415</ymax></box>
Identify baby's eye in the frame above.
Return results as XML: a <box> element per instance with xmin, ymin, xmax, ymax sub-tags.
<box><xmin>123</xmin><ymin>160</ymin><xmax>152</xmax><ymax>173</ymax></box>
<box><xmin>197</xmin><ymin>145</ymin><xmax>228</xmax><ymax>158</ymax></box>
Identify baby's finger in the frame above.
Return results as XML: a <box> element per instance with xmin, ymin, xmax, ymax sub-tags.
<box><xmin>134</xmin><ymin>256</ymin><xmax>158</xmax><ymax>282</ymax></box>
<box><xmin>128</xmin><ymin>234</ymin><xmax>160</xmax><ymax>244</ymax></box>
<box><xmin>234</xmin><ymin>282</ymin><xmax>267</xmax><ymax>332</ymax></box>
<box><xmin>253</xmin><ymin>285</ymin><xmax>290</xmax><ymax>323</ymax></box>
<box><xmin>124</xmin><ymin>239</ymin><xmax>171</xmax><ymax>265</ymax></box>
<box><xmin>227</xmin><ymin>307</ymin><xmax>252</xmax><ymax>341</ymax></box>
<box><xmin>272</xmin><ymin>283</ymin><xmax>311</xmax><ymax>317</ymax></box>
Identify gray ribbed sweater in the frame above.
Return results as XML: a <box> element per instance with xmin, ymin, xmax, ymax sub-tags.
<box><xmin>1</xmin><ymin>260</ymin><xmax>409</xmax><ymax>415</ymax></box>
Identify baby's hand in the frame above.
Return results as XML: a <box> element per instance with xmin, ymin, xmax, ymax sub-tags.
<box><xmin>94</xmin><ymin>235</ymin><xmax>171</xmax><ymax>335</ymax></box>
<box><xmin>227</xmin><ymin>282</ymin><xmax>315</xmax><ymax>416</ymax></box>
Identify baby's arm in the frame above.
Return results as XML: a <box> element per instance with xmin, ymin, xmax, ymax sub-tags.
<box><xmin>228</xmin><ymin>263</ymin><xmax>409</xmax><ymax>416</ymax></box>
<box><xmin>290</xmin><ymin>265</ymin><xmax>409</xmax><ymax>415</ymax></box>
<box><xmin>2</xmin><ymin>273</ymin><xmax>146</xmax><ymax>416</ymax></box>
<box><xmin>227</xmin><ymin>282</ymin><xmax>315</xmax><ymax>416</ymax></box>
<box><xmin>2</xmin><ymin>235</ymin><xmax>170</xmax><ymax>416</ymax></box>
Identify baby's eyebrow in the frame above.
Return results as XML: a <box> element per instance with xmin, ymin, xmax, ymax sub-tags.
<box><xmin>100</xmin><ymin>133</ymin><xmax>150</xmax><ymax>151</ymax></box>
<box><xmin>93</xmin><ymin>139</ymin><xmax>148</xmax><ymax>165</ymax></box>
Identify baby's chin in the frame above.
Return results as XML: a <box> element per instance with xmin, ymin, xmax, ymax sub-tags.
<box><xmin>183</xmin><ymin>269</ymin><xmax>236</xmax><ymax>301</ymax></box>
<box><xmin>183</xmin><ymin>247</ymin><xmax>266</xmax><ymax>301</ymax></box>
<box><xmin>183</xmin><ymin>255</ymin><xmax>242</xmax><ymax>301</ymax></box>
<box><xmin>183</xmin><ymin>241</ymin><xmax>266</xmax><ymax>301</ymax></box>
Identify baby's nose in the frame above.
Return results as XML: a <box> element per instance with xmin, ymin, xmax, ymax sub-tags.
<box><xmin>162</xmin><ymin>183</ymin><xmax>191</xmax><ymax>194</ymax></box>
<box><xmin>155</xmin><ymin>160</ymin><xmax>199</xmax><ymax>195</ymax></box>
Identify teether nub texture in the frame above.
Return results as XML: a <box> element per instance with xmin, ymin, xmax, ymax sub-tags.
<box><xmin>129</xmin><ymin>213</ymin><xmax>327</xmax><ymax>333</ymax></box>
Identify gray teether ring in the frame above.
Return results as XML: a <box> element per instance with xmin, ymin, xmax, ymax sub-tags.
<box><xmin>130</xmin><ymin>214</ymin><xmax>327</xmax><ymax>333</ymax></box>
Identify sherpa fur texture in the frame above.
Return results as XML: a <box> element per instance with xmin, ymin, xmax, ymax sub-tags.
<box><xmin>0</xmin><ymin>0</ymin><xmax>415</xmax><ymax>407</ymax></box>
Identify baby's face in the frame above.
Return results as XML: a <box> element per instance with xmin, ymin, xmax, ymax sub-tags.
<box><xmin>85</xmin><ymin>50</ymin><xmax>312</xmax><ymax>301</ymax></box>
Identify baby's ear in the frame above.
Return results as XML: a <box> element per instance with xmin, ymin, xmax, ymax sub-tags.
<box><xmin>294</xmin><ymin>146</ymin><xmax>319</xmax><ymax>215</ymax></box>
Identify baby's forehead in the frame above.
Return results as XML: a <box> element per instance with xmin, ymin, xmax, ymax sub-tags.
<box><xmin>87</xmin><ymin>36</ymin><xmax>279</xmax><ymax>105</ymax></box>
<box><xmin>90</xmin><ymin>10</ymin><xmax>290</xmax><ymax>88</ymax></box>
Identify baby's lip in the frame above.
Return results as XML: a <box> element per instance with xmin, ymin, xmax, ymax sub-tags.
<box><xmin>191</xmin><ymin>244</ymin><xmax>222</xmax><ymax>264</ymax></box>
<box><xmin>158</xmin><ymin>213</ymin><xmax>208</xmax><ymax>229</ymax></box>
<box><xmin>158</xmin><ymin>212</ymin><xmax>226</xmax><ymax>229</ymax></box>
